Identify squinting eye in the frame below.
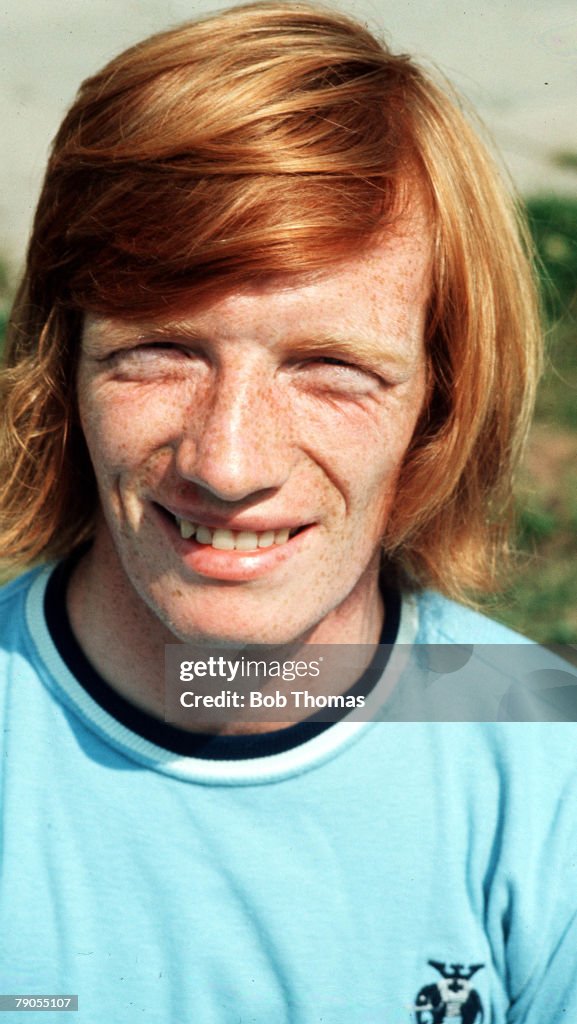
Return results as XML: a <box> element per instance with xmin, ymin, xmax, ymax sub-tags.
<box><xmin>112</xmin><ymin>342</ymin><xmax>190</xmax><ymax>362</ymax></box>
<box><xmin>134</xmin><ymin>343</ymin><xmax>188</xmax><ymax>355</ymax></box>
<box><xmin>298</xmin><ymin>356</ymin><xmax>384</xmax><ymax>394</ymax></box>
<box><xmin>310</xmin><ymin>356</ymin><xmax>377</xmax><ymax>376</ymax></box>
<box><xmin>305</xmin><ymin>356</ymin><xmax>365</xmax><ymax>374</ymax></box>
<box><xmin>315</xmin><ymin>356</ymin><xmax>351</xmax><ymax>367</ymax></box>
<box><xmin>104</xmin><ymin>342</ymin><xmax>196</xmax><ymax>377</ymax></box>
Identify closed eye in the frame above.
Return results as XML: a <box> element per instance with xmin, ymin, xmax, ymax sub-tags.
<box><xmin>100</xmin><ymin>340</ymin><xmax>204</xmax><ymax>380</ymax></box>
<box><xmin>135</xmin><ymin>341</ymin><xmax>191</xmax><ymax>354</ymax></box>
<box><xmin>97</xmin><ymin>340</ymin><xmax>188</xmax><ymax>361</ymax></box>
<box><xmin>313</xmin><ymin>356</ymin><xmax>353</xmax><ymax>367</ymax></box>
<box><xmin>292</xmin><ymin>355</ymin><xmax>389</xmax><ymax>397</ymax></box>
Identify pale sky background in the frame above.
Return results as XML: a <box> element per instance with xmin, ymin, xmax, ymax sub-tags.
<box><xmin>2</xmin><ymin>0</ymin><xmax>577</xmax><ymax>274</ymax></box>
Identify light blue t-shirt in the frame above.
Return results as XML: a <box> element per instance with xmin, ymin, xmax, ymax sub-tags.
<box><xmin>1</xmin><ymin>564</ymin><xmax>577</xmax><ymax>1022</ymax></box>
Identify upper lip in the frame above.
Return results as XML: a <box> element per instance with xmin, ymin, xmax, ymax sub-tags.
<box><xmin>155</xmin><ymin>502</ymin><xmax>311</xmax><ymax>534</ymax></box>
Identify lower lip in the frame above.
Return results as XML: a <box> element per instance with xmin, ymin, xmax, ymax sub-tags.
<box><xmin>153</xmin><ymin>506</ymin><xmax>314</xmax><ymax>581</ymax></box>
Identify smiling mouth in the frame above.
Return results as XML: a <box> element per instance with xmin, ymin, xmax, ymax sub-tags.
<box><xmin>173</xmin><ymin>517</ymin><xmax>305</xmax><ymax>551</ymax></box>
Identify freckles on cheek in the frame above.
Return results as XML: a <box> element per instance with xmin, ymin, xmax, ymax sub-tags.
<box><xmin>343</xmin><ymin>458</ymin><xmax>400</xmax><ymax>513</ymax></box>
<box><xmin>81</xmin><ymin>411</ymin><xmax>129</xmax><ymax>478</ymax></box>
<box><xmin>79</xmin><ymin>404</ymin><xmax>176</xmax><ymax>538</ymax></box>
<box><xmin>315</xmin><ymin>403</ymin><xmax>409</xmax><ymax>468</ymax></box>
<box><xmin>337</xmin><ymin>408</ymin><xmax>421</xmax><ymax>517</ymax></box>
<box><xmin>81</xmin><ymin>385</ymin><xmax>179</xmax><ymax>468</ymax></box>
<box><xmin>302</xmin><ymin>398</ymin><xmax>383</xmax><ymax>453</ymax></box>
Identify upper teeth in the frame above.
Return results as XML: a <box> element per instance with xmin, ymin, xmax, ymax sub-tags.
<box><xmin>176</xmin><ymin>520</ymin><xmax>295</xmax><ymax>550</ymax></box>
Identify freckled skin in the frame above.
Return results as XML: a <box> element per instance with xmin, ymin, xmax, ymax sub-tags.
<box><xmin>68</xmin><ymin>221</ymin><xmax>432</xmax><ymax>715</ymax></box>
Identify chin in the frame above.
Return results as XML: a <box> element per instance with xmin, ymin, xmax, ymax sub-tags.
<box><xmin>168</xmin><ymin>615</ymin><xmax>311</xmax><ymax>650</ymax></box>
<box><xmin>148</xmin><ymin>592</ymin><xmax>317</xmax><ymax>649</ymax></box>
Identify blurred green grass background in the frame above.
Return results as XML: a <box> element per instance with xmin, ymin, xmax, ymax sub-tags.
<box><xmin>486</xmin><ymin>195</ymin><xmax>577</xmax><ymax>644</ymax></box>
<box><xmin>1</xmin><ymin>195</ymin><xmax>576</xmax><ymax>643</ymax></box>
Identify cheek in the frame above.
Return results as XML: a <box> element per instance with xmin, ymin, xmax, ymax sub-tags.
<box><xmin>79</xmin><ymin>401</ymin><xmax>131</xmax><ymax>478</ymax></box>
<box><xmin>310</xmin><ymin>391</ymin><xmax>424</xmax><ymax>497</ymax></box>
<box><xmin>78</xmin><ymin>381</ymin><xmax>182</xmax><ymax>477</ymax></box>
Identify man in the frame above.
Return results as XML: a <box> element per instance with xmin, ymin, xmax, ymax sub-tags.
<box><xmin>1</xmin><ymin>4</ymin><xmax>576</xmax><ymax>1021</ymax></box>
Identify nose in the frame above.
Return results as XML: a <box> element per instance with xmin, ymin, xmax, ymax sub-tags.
<box><xmin>175</xmin><ymin>365</ymin><xmax>294</xmax><ymax>502</ymax></box>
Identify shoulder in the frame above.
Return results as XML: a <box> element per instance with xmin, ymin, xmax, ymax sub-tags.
<box><xmin>0</xmin><ymin>565</ymin><xmax>52</xmax><ymax>651</ymax></box>
<box><xmin>404</xmin><ymin>590</ymin><xmax>577</xmax><ymax>722</ymax></box>
<box><xmin>412</xmin><ymin>590</ymin><xmax>532</xmax><ymax>645</ymax></box>
<box><xmin>0</xmin><ymin>565</ymin><xmax>47</xmax><ymax>610</ymax></box>
<box><xmin>0</xmin><ymin>566</ymin><xmax>45</xmax><ymax>602</ymax></box>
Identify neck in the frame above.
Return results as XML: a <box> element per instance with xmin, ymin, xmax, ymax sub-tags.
<box><xmin>66</xmin><ymin>543</ymin><xmax>385</xmax><ymax>735</ymax></box>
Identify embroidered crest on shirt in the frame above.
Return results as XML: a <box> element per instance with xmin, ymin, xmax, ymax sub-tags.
<box><xmin>413</xmin><ymin>960</ymin><xmax>485</xmax><ymax>1022</ymax></box>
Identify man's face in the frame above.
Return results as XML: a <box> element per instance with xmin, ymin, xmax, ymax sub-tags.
<box><xmin>77</xmin><ymin>217</ymin><xmax>431</xmax><ymax>647</ymax></box>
